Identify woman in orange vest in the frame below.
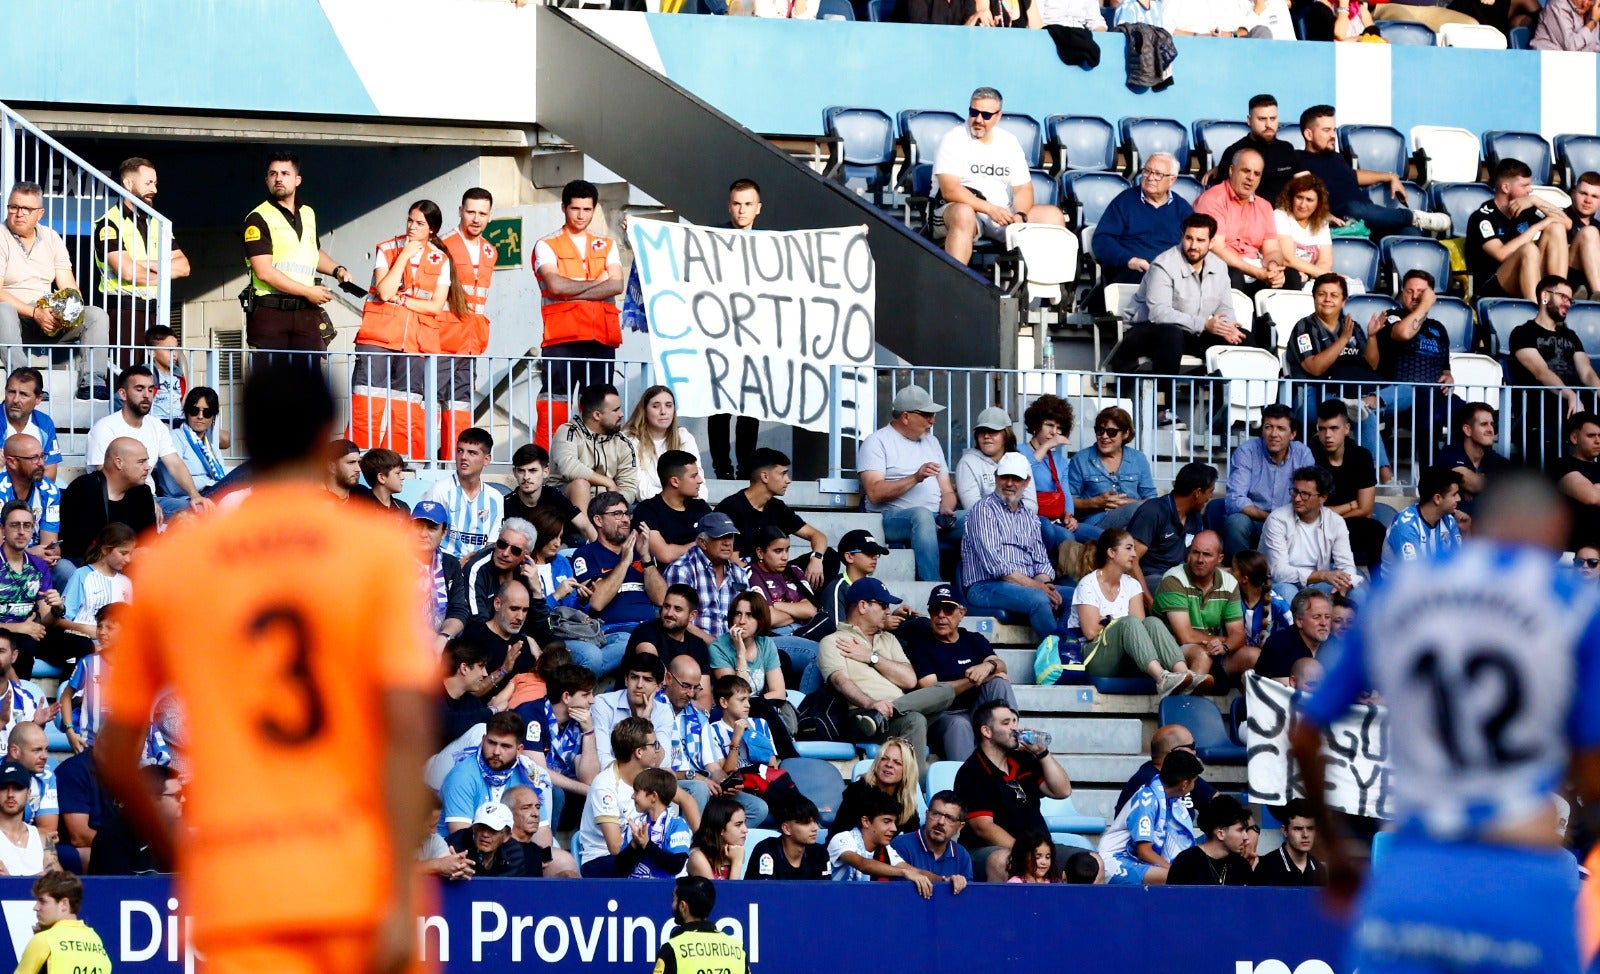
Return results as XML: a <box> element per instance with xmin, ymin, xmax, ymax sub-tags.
<box><xmin>349</xmin><ymin>199</ymin><xmax>468</xmax><ymax>460</ymax></box>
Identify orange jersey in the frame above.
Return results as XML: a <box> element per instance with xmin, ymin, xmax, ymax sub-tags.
<box><xmin>102</xmin><ymin>482</ymin><xmax>436</xmax><ymax>946</ymax></box>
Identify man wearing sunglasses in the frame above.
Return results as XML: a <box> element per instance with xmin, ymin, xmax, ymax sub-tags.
<box><xmin>931</xmin><ymin>87</ymin><xmax>1065</xmax><ymax>265</ymax></box>
<box><xmin>901</xmin><ymin>584</ymin><xmax>1015</xmax><ymax>763</ymax></box>
<box><xmin>444</xmin><ymin>517</ymin><xmax>550</xmax><ymax>642</ymax></box>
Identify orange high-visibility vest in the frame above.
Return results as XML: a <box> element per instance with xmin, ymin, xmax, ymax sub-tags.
<box><xmin>538</xmin><ymin>232</ymin><xmax>620</xmax><ymax>348</ymax></box>
<box><xmin>437</xmin><ymin>229</ymin><xmax>495</xmax><ymax>355</ymax></box>
<box><xmin>356</xmin><ymin>235</ymin><xmax>447</xmax><ymax>353</ymax></box>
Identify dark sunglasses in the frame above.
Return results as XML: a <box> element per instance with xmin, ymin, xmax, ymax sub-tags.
<box><xmin>1094</xmin><ymin>426</ymin><xmax>1125</xmax><ymax>437</ymax></box>
<box><xmin>495</xmin><ymin>539</ymin><xmax>526</xmax><ymax>557</ymax></box>
<box><xmin>1582</xmin><ymin>558</ymin><xmax>1600</xmax><ymax>568</ymax></box>
<box><xmin>185</xmin><ymin>405</ymin><xmax>216</xmax><ymax>417</ymax></box>
<box><xmin>968</xmin><ymin>107</ymin><xmax>998</xmax><ymax>120</ymax></box>
<box><xmin>929</xmin><ymin>604</ymin><xmax>962</xmax><ymax>616</ymax></box>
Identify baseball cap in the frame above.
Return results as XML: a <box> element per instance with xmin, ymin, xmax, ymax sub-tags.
<box><xmin>696</xmin><ymin>512</ymin><xmax>739</xmax><ymax>539</ymax></box>
<box><xmin>996</xmin><ymin>453</ymin><xmax>1034</xmax><ymax>480</ymax></box>
<box><xmin>473</xmin><ymin>801</ymin><xmax>513</xmax><ymax>832</ymax></box>
<box><xmin>928</xmin><ymin>583</ymin><xmax>965</xmax><ymax>609</ymax></box>
<box><xmin>0</xmin><ymin>760</ymin><xmax>30</xmax><ymax>791</ymax></box>
<box><xmin>839</xmin><ymin>529</ymin><xmax>890</xmax><ymax>556</ymax></box>
<box><xmin>844</xmin><ymin>576</ymin><xmax>903</xmax><ymax>607</ymax></box>
<box><xmin>974</xmin><ymin>407</ymin><xmax>1013</xmax><ymax>432</ymax></box>
<box><xmin>890</xmin><ymin>385</ymin><xmax>945</xmax><ymax>415</ymax></box>
<box><xmin>412</xmin><ymin>500</ymin><xmax>449</xmax><ymax>525</ymax></box>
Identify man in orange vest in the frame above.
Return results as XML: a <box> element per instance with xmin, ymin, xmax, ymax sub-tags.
<box><xmin>437</xmin><ymin>188</ymin><xmax>498</xmax><ymax>458</ymax></box>
<box><xmin>534</xmin><ymin>180</ymin><xmax>623</xmax><ymax>398</ymax></box>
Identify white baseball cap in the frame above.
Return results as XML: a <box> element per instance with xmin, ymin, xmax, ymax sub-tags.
<box><xmin>473</xmin><ymin>801</ymin><xmax>513</xmax><ymax>832</ymax></box>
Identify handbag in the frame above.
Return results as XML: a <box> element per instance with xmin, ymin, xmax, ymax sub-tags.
<box><xmin>546</xmin><ymin>606</ymin><xmax>604</xmax><ymax>644</ymax></box>
<box><xmin>731</xmin><ymin>764</ymin><xmax>799</xmax><ymax>800</ymax></box>
<box><xmin>1037</xmin><ymin>451</ymin><xmax>1068</xmax><ymax>520</ymax></box>
<box><xmin>1032</xmin><ymin>619</ymin><xmax>1120</xmax><ymax>685</ymax></box>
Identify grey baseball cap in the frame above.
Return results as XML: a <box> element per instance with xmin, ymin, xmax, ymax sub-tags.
<box><xmin>974</xmin><ymin>407</ymin><xmax>1012</xmax><ymax>432</ymax></box>
<box><xmin>891</xmin><ymin>385</ymin><xmax>945</xmax><ymax>415</ymax></box>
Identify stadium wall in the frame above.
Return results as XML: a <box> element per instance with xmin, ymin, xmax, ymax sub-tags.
<box><xmin>0</xmin><ymin>877</ymin><xmax>1349</xmax><ymax>972</ymax></box>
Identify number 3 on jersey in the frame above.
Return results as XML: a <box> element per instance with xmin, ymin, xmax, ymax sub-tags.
<box><xmin>250</xmin><ymin>606</ymin><xmax>326</xmax><ymax>744</ymax></box>
<box><xmin>1410</xmin><ymin>647</ymin><xmax>1538</xmax><ymax>769</ymax></box>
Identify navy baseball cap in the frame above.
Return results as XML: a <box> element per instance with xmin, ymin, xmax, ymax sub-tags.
<box><xmin>0</xmin><ymin>761</ymin><xmax>29</xmax><ymax>790</ymax></box>
<box><xmin>696</xmin><ymin>512</ymin><xmax>739</xmax><ymax>539</ymax></box>
<box><xmin>928</xmin><ymin>583</ymin><xmax>965</xmax><ymax>609</ymax></box>
<box><xmin>412</xmin><ymin>500</ymin><xmax>449</xmax><ymax>525</ymax></box>
<box><xmin>839</xmin><ymin>529</ymin><xmax>890</xmax><ymax>556</ymax></box>
<box><xmin>845</xmin><ymin>577</ymin><xmax>903</xmax><ymax>607</ymax></box>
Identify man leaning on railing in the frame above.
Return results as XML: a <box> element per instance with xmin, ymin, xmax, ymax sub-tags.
<box><xmin>0</xmin><ymin>182</ymin><xmax>111</xmax><ymax>398</ymax></box>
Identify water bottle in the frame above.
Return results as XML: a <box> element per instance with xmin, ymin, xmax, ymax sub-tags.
<box><xmin>1041</xmin><ymin>338</ymin><xmax>1055</xmax><ymax>371</ymax></box>
<box><xmin>1017</xmin><ymin>728</ymin><xmax>1053</xmax><ymax>750</ymax></box>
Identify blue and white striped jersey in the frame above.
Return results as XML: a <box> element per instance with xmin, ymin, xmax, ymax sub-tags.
<box><xmin>1305</xmin><ymin>539</ymin><xmax>1600</xmax><ymax>840</ymax></box>
<box><xmin>423</xmin><ymin>475</ymin><xmax>503</xmax><ymax>563</ymax></box>
<box><xmin>62</xmin><ymin>567</ymin><xmax>131</xmax><ymax>626</ymax></box>
<box><xmin>66</xmin><ymin>654</ymin><xmax>105</xmax><ymax>746</ymax></box>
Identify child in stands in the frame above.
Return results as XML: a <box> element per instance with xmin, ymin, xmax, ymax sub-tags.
<box><xmin>617</xmin><ymin>767</ymin><xmax>692</xmax><ymax>879</ymax></box>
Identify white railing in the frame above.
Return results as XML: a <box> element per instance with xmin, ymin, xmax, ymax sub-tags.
<box><xmin>0</xmin><ymin>99</ymin><xmax>174</xmax><ymax>367</ymax></box>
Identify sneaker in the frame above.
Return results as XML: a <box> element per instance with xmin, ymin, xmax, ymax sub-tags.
<box><xmin>848</xmin><ymin>708</ymin><xmax>886</xmax><ymax>741</ymax></box>
<box><xmin>1186</xmin><ymin>673</ymin><xmax>1216</xmax><ymax>695</ymax></box>
<box><xmin>1157</xmin><ymin>671</ymin><xmax>1189</xmax><ymax>699</ymax></box>
<box><xmin>75</xmin><ymin>384</ymin><xmax>110</xmax><ymax>401</ymax></box>
<box><xmin>1342</xmin><ymin>397</ymin><xmax>1371</xmax><ymax>421</ymax></box>
<box><xmin>1411</xmin><ymin>209</ymin><xmax>1452</xmax><ymax>234</ymax></box>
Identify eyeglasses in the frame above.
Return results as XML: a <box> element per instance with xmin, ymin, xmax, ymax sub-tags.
<box><xmin>1246</xmin><ymin>824</ymin><xmax>1261</xmax><ymax>833</ymax></box>
<box><xmin>1140</xmin><ymin>169</ymin><xmax>1176</xmax><ymax>181</ymax></box>
<box><xmin>495</xmin><ymin>540</ymin><xmax>526</xmax><ymax>557</ymax></box>
<box><xmin>184</xmin><ymin>406</ymin><xmax>215</xmax><ymax>418</ymax></box>
<box><xmin>600</xmin><ymin>509</ymin><xmax>630</xmax><ymax>519</ymax></box>
<box><xmin>4</xmin><ymin>204</ymin><xmax>41</xmax><ymax>214</ymax></box>
<box><xmin>1581</xmin><ymin>558</ymin><xmax>1600</xmax><ymax>568</ymax></box>
<box><xmin>1094</xmin><ymin>426</ymin><xmax>1125</xmax><ymax>438</ymax></box>
<box><xmin>643</xmin><ymin>740</ymin><xmax>663</xmax><ymax>751</ymax></box>
<box><xmin>967</xmin><ymin>107</ymin><xmax>998</xmax><ymax>120</ymax></box>
<box><xmin>3</xmin><ymin>521</ymin><xmax>32</xmax><ymax>530</ymax></box>
<box><xmin>914</xmin><ymin>411</ymin><xmax>937</xmax><ymax>420</ymax></box>
<box><xmin>1290</xmin><ymin>489</ymin><xmax>1320</xmax><ymax>499</ymax></box>
<box><xmin>927</xmin><ymin>809</ymin><xmax>966</xmax><ymax>823</ymax></box>
<box><xmin>929</xmin><ymin>605</ymin><xmax>962</xmax><ymax>616</ymax></box>
<box><xmin>673</xmin><ymin>677</ymin><xmax>700</xmax><ymax>691</ymax></box>
<box><xmin>3</xmin><ymin>453</ymin><xmax>42</xmax><ymax>463</ymax></box>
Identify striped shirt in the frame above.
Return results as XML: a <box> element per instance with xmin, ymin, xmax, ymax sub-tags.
<box><xmin>708</xmin><ymin>716</ymin><xmax>775</xmax><ymax>767</ymax></box>
<box><xmin>25</xmin><ymin>766</ymin><xmax>57</xmax><ymax>824</ymax></box>
<box><xmin>66</xmin><ymin>654</ymin><xmax>105</xmax><ymax>745</ymax></box>
<box><xmin>63</xmin><ymin>566</ymin><xmax>131</xmax><ymax>626</ymax></box>
<box><xmin>0</xmin><ymin>473</ymin><xmax>61</xmax><ymax>544</ymax></box>
<box><xmin>424</xmin><ymin>474</ymin><xmax>504</xmax><ymax>563</ymax></box>
<box><xmin>662</xmin><ymin>546</ymin><xmax>751</xmax><ymax>638</ymax></box>
<box><xmin>2</xmin><ymin>681</ymin><xmax>42</xmax><ymax>737</ymax></box>
<box><xmin>958</xmin><ymin>490</ymin><xmax>1053</xmax><ymax>590</ymax></box>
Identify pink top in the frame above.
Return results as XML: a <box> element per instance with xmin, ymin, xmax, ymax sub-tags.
<box><xmin>1195</xmin><ymin>183</ymin><xmax>1274</xmax><ymax>261</ymax></box>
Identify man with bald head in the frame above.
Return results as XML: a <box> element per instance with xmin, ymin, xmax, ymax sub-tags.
<box><xmin>1114</xmin><ymin>723</ymin><xmax>1219</xmax><ymax>817</ymax></box>
<box><xmin>1195</xmin><ymin>146</ymin><xmax>1290</xmax><ymax>294</ymax></box>
<box><xmin>59</xmin><ymin>436</ymin><xmax>157</xmax><ymax>564</ymax></box>
<box><xmin>661</xmin><ymin>654</ymin><xmax>717</xmax><ymax>807</ymax></box>
<box><xmin>8</xmin><ymin>722</ymin><xmax>57</xmax><ymax>838</ymax></box>
<box><xmin>1093</xmin><ymin>151</ymin><xmax>1193</xmax><ymax>285</ymax></box>
<box><xmin>0</xmin><ymin>434</ymin><xmax>62</xmax><ymax>582</ymax></box>
<box><xmin>1154</xmin><ymin>530</ymin><xmax>1252</xmax><ymax>681</ymax></box>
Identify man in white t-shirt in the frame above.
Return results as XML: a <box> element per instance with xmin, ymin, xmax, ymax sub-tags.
<box><xmin>858</xmin><ymin>385</ymin><xmax>960</xmax><ymax>582</ymax></box>
<box><xmin>932</xmin><ymin>86</ymin><xmax>1065</xmax><ymax>265</ymax></box>
<box><xmin>85</xmin><ymin>365</ymin><xmax>211</xmax><ymax>516</ymax></box>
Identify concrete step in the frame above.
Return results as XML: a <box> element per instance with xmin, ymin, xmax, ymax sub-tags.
<box><xmin>967</xmin><ymin>621</ymin><xmax>1037</xmax><ymax>648</ymax></box>
<box><xmin>1062</xmin><ymin>753</ymin><xmax>1247</xmax><ymax>786</ymax></box>
<box><xmin>706</xmin><ymin>479</ymin><xmax>860</xmax><ymax>510</ymax></box>
<box><xmin>1026</xmin><ymin>716</ymin><xmax>1145</xmax><ymax>755</ymax></box>
<box><xmin>800</xmin><ymin>510</ymin><xmax>883</xmax><ymax>547</ymax></box>
<box><xmin>1072</xmin><ymin>788</ymin><xmax>1125</xmax><ymax>824</ymax></box>
<box><xmin>1014</xmin><ymin>685</ymin><xmax>1162</xmax><ymax>715</ymax></box>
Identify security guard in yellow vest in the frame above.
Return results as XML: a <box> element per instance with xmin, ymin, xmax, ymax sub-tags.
<box><xmin>652</xmin><ymin>877</ymin><xmax>749</xmax><ymax>974</ymax></box>
<box><xmin>92</xmin><ymin>157</ymin><xmax>190</xmax><ymax>367</ymax></box>
<box><xmin>241</xmin><ymin>152</ymin><xmax>352</xmax><ymax>352</ymax></box>
<box><xmin>14</xmin><ymin>870</ymin><xmax>112</xmax><ymax>974</ymax></box>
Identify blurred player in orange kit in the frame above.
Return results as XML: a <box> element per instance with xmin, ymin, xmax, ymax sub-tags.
<box><xmin>95</xmin><ymin>358</ymin><xmax>438</xmax><ymax>974</ymax></box>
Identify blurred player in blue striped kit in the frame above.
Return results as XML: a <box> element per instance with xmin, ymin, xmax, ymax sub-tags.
<box><xmin>1293</xmin><ymin>472</ymin><xmax>1600</xmax><ymax>974</ymax></box>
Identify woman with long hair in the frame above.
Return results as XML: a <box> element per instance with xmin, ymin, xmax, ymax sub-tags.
<box><xmin>826</xmin><ymin>737</ymin><xmax>923</xmax><ymax>840</ymax></box>
<box><xmin>1273</xmin><ymin>174</ymin><xmax>1337</xmax><ymax>286</ymax></box>
<box><xmin>1064</xmin><ymin>406</ymin><xmax>1156</xmax><ymax>540</ymax></box>
<box><xmin>350</xmin><ymin>199</ymin><xmax>469</xmax><ymax>460</ymax></box>
<box><xmin>624</xmin><ymin>385</ymin><xmax>706</xmax><ymax>500</ymax></box>
<box><xmin>708</xmin><ymin>590</ymin><xmax>803</xmax><ymax>748</ymax></box>
<box><xmin>166</xmin><ymin>386</ymin><xmax>229</xmax><ymax>498</ymax></box>
<box><xmin>1068</xmin><ymin>529</ymin><xmax>1210</xmax><ymax>698</ymax></box>
<box><xmin>1232</xmin><ymin>549</ymin><xmax>1291</xmax><ymax>648</ymax></box>
<box><xmin>687</xmin><ymin>795</ymin><xmax>748</xmax><ymax>880</ymax></box>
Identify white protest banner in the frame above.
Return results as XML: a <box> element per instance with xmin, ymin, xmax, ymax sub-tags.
<box><xmin>1243</xmin><ymin>672</ymin><xmax>1391</xmax><ymax>819</ymax></box>
<box><xmin>628</xmin><ymin>219</ymin><xmax>876</xmax><ymax>433</ymax></box>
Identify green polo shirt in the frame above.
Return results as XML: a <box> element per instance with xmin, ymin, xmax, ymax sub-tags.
<box><xmin>1153</xmin><ymin>565</ymin><xmax>1243</xmax><ymax>635</ymax></box>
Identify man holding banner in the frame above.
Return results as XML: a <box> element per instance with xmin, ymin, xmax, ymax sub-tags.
<box><xmin>1288</xmin><ymin>472</ymin><xmax>1600</xmax><ymax>974</ymax></box>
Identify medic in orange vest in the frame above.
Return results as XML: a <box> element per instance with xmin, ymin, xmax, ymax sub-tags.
<box><xmin>437</xmin><ymin>187</ymin><xmax>498</xmax><ymax>457</ymax></box>
<box><xmin>534</xmin><ymin>179</ymin><xmax>624</xmax><ymax>397</ymax></box>
<box><xmin>349</xmin><ymin>199</ymin><xmax>466</xmax><ymax>460</ymax></box>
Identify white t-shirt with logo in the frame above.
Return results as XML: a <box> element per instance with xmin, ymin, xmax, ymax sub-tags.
<box><xmin>932</xmin><ymin>125</ymin><xmax>1031</xmax><ymax>211</ymax></box>
<box><xmin>577</xmin><ymin>761</ymin><xmax>637</xmax><ymax>864</ymax></box>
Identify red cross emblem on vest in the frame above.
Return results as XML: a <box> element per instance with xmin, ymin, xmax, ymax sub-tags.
<box><xmin>590</xmin><ymin>239</ymin><xmax>606</xmax><ymax>252</ymax></box>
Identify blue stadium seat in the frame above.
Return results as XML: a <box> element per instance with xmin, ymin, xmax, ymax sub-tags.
<box><xmin>817</xmin><ymin>0</ymin><xmax>856</xmax><ymax>15</ymax></box>
<box><xmin>866</xmin><ymin>0</ymin><xmax>896</xmax><ymax>19</ymax></box>
<box><xmin>781</xmin><ymin>758</ymin><xmax>846</xmax><ymax>826</ymax></box>
<box><xmin>1045</xmin><ymin>114</ymin><xmax>1117</xmax><ymax>174</ymax></box>
<box><xmin>1028</xmin><ymin>168</ymin><xmax>1058</xmax><ymax>208</ymax></box>
<box><xmin>43</xmin><ymin>724</ymin><xmax>70</xmax><ymax>752</ymax></box>
<box><xmin>1483</xmin><ymin>130</ymin><xmax>1553</xmax><ymax>185</ymax></box>
<box><xmin>1063</xmin><ymin>170</ymin><xmax>1130</xmax><ymax>231</ymax></box>
<box><xmin>31</xmin><ymin>660</ymin><xmax>63</xmax><ymax>680</ymax></box>
<box><xmin>1053</xmin><ymin>833</ymin><xmax>1096</xmax><ymax>851</ymax></box>
<box><xmin>1475</xmin><ymin>297</ymin><xmax>1538</xmax><ymax>356</ymax></box>
<box><xmin>1192</xmin><ymin>118</ymin><xmax>1249</xmax><ymax>174</ymax></box>
<box><xmin>822</xmin><ymin>106</ymin><xmax>895</xmax><ymax>197</ymax></box>
<box><xmin>897</xmin><ymin>109</ymin><xmax>961</xmax><ymax>168</ymax></box>
<box><xmin>1380</xmin><ymin>237</ymin><xmax>1450</xmax><ymax>296</ymax></box>
<box><xmin>1040</xmin><ymin>796</ymin><xmax>1107</xmax><ymax>833</ymax></box>
<box><xmin>1171</xmin><ymin>174</ymin><xmax>1203</xmax><ymax>208</ymax></box>
<box><xmin>1556</xmin><ymin>134</ymin><xmax>1600</xmax><ymax>189</ymax></box>
<box><xmin>1228</xmin><ymin>695</ymin><xmax>1247</xmax><ymax>747</ymax></box>
<box><xmin>924</xmin><ymin>759</ymin><xmax>961</xmax><ymax>801</ymax></box>
<box><xmin>1090</xmin><ymin>675</ymin><xmax>1156</xmax><ymax>694</ymax></box>
<box><xmin>1430</xmin><ymin>181</ymin><xmax>1494</xmax><ymax>237</ymax></box>
<box><xmin>1432</xmin><ymin>295</ymin><xmax>1477</xmax><ymax>352</ymax></box>
<box><xmin>1340</xmin><ymin>124</ymin><xmax>1408</xmax><ymax>178</ymax></box>
<box><xmin>1332</xmin><ymin>237</ymin><xmax>1380</xmax><ymax>293</ymax></box>
<box><xmin>1509</xmin><ymin>24</ymin><xmax>1531</xmax><ymax>48</ymax></box>
<box><xmin>795</xmin><ymin>740</ymin><xmax>856</xmax><ymax>760</ymax></box>
<box><xmin>1375</xmin><ymin>19</ymin><xmax>1436</xmax><ymax>44</ymax></box>
<box><xmin>997</xmin><ymin>113</ymin><xmax>1044</xmax><ymax>169</ymax></box>
<box><xmin>1364</xmin><ymin>180</ymin><xmax>1425</xmax><ymax>207</ymax></box>
<box><xmin>1158</xmin><ymin>697</ymin><xmax>1247</xmax><ymax>764</ymax></box>
<box><xmin>1342</xmin><ymin>293</ymin><xmax>1398</xmax><ymax>330</ymax></box>
<box><xmin>1566</xmin><ymin>301</ymin><xmax>1600</xmax><ymax>358</ymax></box>
<box><xmin>1118</xmin><ymin>117</ymin><xmax>1190</xmax><ymax>178</ymax></box>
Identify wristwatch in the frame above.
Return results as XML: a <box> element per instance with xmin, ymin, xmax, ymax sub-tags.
<box><xmin>684</xmin><ymin>769</ymin><xmax>698</xmax><ymax>780</ymax></box>
<box><xmin>869</xmin><ymin>652</ymin><xmax>880</xmax><ymax>666</ymax></box>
